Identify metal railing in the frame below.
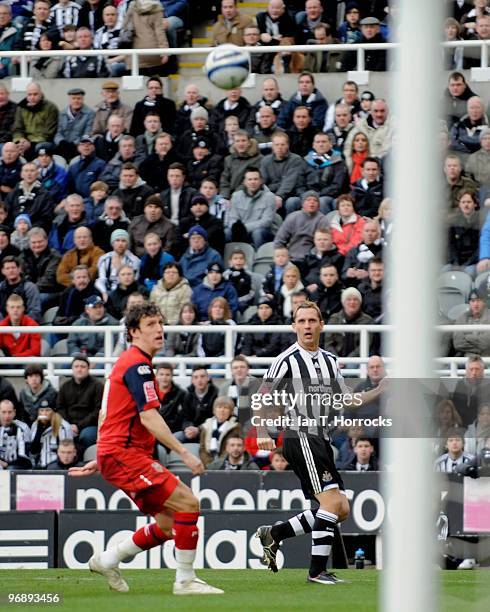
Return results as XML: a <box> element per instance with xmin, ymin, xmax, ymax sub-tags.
<box><xmin>0</xmin><ymin>323</ymin><xmax>489</xmax><ymax>379</ymax></box>
<box><xmin>0</xmin><ymin>39</ymin><xmax>488</xmax><ymax>79</ymax></box>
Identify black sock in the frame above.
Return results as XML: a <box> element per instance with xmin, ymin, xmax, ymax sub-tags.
<box><xmin>271</xmin><ymin>509</ymin><xmax>318</xmax><ymax>543</ymax></box>
<box><xmin>309</xmin><ymin>510</ymin><xmax>337</xmax><ymax>578</ymax></box>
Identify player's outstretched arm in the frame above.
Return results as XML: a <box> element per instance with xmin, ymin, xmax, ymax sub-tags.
<box><xmin>140</xmin><ymin>408</ymin><xmax>205</xmax><ymax>475</ymax></box>
<box><xmin>68</xmin><ymin>459</ymin><xmax>98</xmax><ymax>477</ymax></box>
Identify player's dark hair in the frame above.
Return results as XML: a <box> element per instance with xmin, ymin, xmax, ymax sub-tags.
<box><xmin>125</xmin><ymin>302</ymin><xmax>163</xmax><ymax>343</ymax></box>
<box><xmin>292</xmin><ymin>300</ymin><xmax>323</xmax><ymax>323</ymax></box>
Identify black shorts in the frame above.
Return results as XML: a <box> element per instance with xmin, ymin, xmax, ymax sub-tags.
<box><xmin>282</xmin><ymin>433</ymin><xmax>345</xmax><ymax>501</ymax></box>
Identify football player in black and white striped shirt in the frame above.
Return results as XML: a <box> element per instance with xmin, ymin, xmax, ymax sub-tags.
<box><xmin>255</xmin><ymin>301</ymin><xmax>385</xmax><ymax>585</ymax></box>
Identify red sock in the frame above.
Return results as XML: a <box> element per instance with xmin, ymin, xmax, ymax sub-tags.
<box><xmin>172</xmin><ymin>512</ymin><xmax>199</xmax><ymax>550</ymax></box>
<box><xmin>132</xmin><ymin>522</ymin><xmax>171</xmax><ymax>550</ymax></box>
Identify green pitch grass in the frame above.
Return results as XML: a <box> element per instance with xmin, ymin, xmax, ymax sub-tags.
<box><xmin>1</xmin><ymin>569</ymin><xmax>488</xmax><ymax>612</ymax></box>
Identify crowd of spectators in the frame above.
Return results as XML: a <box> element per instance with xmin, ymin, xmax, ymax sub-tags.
<box><xmin>0</xmin><ymin>0</ymin><xmax>489</xmax><ymax>474</ymax></box>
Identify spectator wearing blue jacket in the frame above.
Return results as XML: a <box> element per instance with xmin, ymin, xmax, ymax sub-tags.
<box><xmin>33</xmin><ymin>142</ymin><xmax>68</xmax><ymax>204</ymax></box>
<box><xmin>0</xmin><ymin>5</ymin><xmax>19</xmax><ymax>78</ymax></box>
<box><xmin>191</xmin><ymin>261</ymin><xmax>239</xmax><ymax>321</ymax></box>
<box><xmin>161</xmin><ymin>0</ymin><xmax>187</xmax><ymax>47</ymax></box>
<box><xmin>179</xmin><ymin>225</ymin><xmax>223</xmax><ymax>289</ymax></box>
<box><xmin>54</xmin><ymin>88</ymin><xmax>96</xmax><ymax>161</ymax></box>
<box><xmin>277</xmin><ymin>72</ymin><xmax>328</xmax><ymax>131</ymax></box>
<box><xmin>48</xmin><ymin>194</ymin><xmax>88</xmax><ymax>254</ymax></box>
<box><xmin>66</xmin><ymin>136</ymin><xmax>105</xmax><ymax>198</ymax></box>
<box><xmin>138</xmin><ymin>232</ymin><xmax>174</xmax><ymax>292</ymax></box>
<box><xmin>478</xmin><ymin>211</ymin><xmax>490</xmax><ymax>274</ymax></box>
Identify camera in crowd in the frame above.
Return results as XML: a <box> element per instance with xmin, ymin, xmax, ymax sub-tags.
<box><xmin>455</xmin><ymin>445</ymin><xmax>490</xmax><ymax>478</ymax></box>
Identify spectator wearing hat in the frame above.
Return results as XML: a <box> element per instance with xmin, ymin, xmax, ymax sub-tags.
<box><xmin>324</xmin><ymin>287</ymin><xmax>374</xmax><ymax>357</ymax></box>
<box><xmin>0</xmin><ymin>293</ymin><xmax>41</xmax><ymax>360</ymax></box>
<box><xmin>342</xmin><ymin>219</ymin><xmax>383</xmax><ymax>288</ymax></box>
<box><xmin>226</xmin><ymin>167</ymin><xmax>275</xmax><ymax>248</ymax></box>
<box><xmin>29</xmin><ymin>399</ymin><xmax>72</xmax><ymax>468</ymax></box>
<box><xmin>5</xmin><ymin>163</ymin><xmax>53</xmax><ymax>233</ymax></box>
<box><xmin>359</xmin><ymin>90</ymin><xmax>375</xmax><ymax>121</ymax></box>
<box><xmin>134</xmin><ymin>112</ymin><xmax>163</xmax><ymax>157</ymax></box>
<box><xmin>48</xmin><ymin>194</ymin><xmax>87</xmax><ymax>255</ymax></box>
<box><xmin>19</xmin><ymin>364</ymin><xmax>58</xmax><ymax>425</ymax></box>
<box><xmin>20</xmin><ymin>227</ymin><xmax>62</xmax><ymax>311</ymax></box>
<box><xmin>29</xmin><ymin>31</ymin><xmax>63</xmax><ymax>78</ymax></box>
<box><xmin>57</xmin><ymin>226</ymin><xmax>104</xmax><ymax>287</ymax></box>
<box><xmin>242</xmin><ymin>296</ymin><xmax>284</xmax><ymax>357</ymax></box>
<box><xmin>57</xmin><ymin>354</ymin><xmax>103</xmax><ymax>450</ymax></box>
<box><xmin>192</xmin><ymin>262</ymin><xmax>238</xmax><ymax>321</ymax></box>
<box><xmin>139</xmin><ymin>132</ymin><xmax>183</xmax><ymax>192</ymax></box>
<box><xmin>0</xmin><ymin>399</ymin><xmax>32</xmax><ymax>469</ymax></box>
<box><xmin>160</xmin><ymin>162</ymin><xmax>197</xmax><ymax>223</ymax></box>
<box><xmin>219</xmin><ymin>130</ymin><xmax>262</xmax><ymax>200</ymax></box>
<box><xmin>67</xmin><ymin>295</ymin><xmax>118</xmax><ymax>357</ymax></box>
<box><xmin>210</xmin><ymin>87</ymin><xmax>251</xmax><ymax>134</ymax></box>
<box><xmin>274</xmin><ymin>190</ymin><xmax>329</xmax><ymax>263</ymax></box>
<box><xmin>149</xmin><ymin>261</ymin><xmax>192</xmax><ymax>324</ymax></box>
<box><xmin>345</xmin><ymin>16</ymin><xmax>387</xmax><ymax>71</ymax></box>
<box><xmin>0</xmin><ymin>255</ymin><xmax>41</xmax><ymax>321</ymax></box>
<box><xmin>91</xmin><ymin>195</ymin><xmax>130</xmax><ymax>253</ymax></box>
<box><xmin>179</xmin><ymin>226</ymin><xmax>223</xmax><ymax>288</ymax></box>
<box><xmin>12</xmin><ymin>83</ymin><xmax>59</xmax><ymax>162</ymax></box>
<box><xmin>186</xmin><ymin>136</ymin><xmax>224</xmax><ymax>190</ymax></box>
<box><xmin>129</xmin><ymin>194</ymin><xmax>176</xmax><ymax>258</ymax></box>
<box><xmin>92</xmin><ymin>81</ymin><xmax>133</xmax><ymax>137</ymax></box>
<box><xmin>0</xmin><ymin>142</ymin><xmax>23</xmax><ymax>195</ymax></box>
<box><xmin>10</xmin><ymin>214</ymin><xmax>32</xmax><ymax>252</ymax></box>
<box><xmin>130</xmin><ymin>76</ymin><xmax>177</xmax><ymax>137</ymax></box>
<box><xmin>175</xmin><ymin>106</ymin><xmax>215</xmax><ymax>162</ymax></box>
<box><xmin>34</xmin><ymin>142</ymin><xmax>68</xmax><ymax>203</ymax></box>
<box><xmin>0</xmin><ymin>225</ymin><xmax>19</xmax><ymax>268</ymax></box>
<box><xmin>113</xmin><ymin>162</ymin><xmax>155</xmax><ymax>219</ymax></box>
<box><xmin>453</xmin><ymin>287</ymin><xmax>490</xmax><ymax>357</ymax></box>
<box><xmin>178</xmin><ymin>194</ymin><xmax>224</xmax><ymax>256</ymax></box>
<box><xmin>210</xmin><ymin>0</ymin><xmax>254</xmax><ymax>46</ymax></box>
<box><xmin>95</xmin><ymin>229</ymin><xmax>140</xmax><ymax>300</ymax></box>
<box><xmin>99</xmin><ymin>135</ymin><xmax>145</xmax><ymax>190</ymax></box>
<box><xmin>62</xmin><ymin>27</ymin><xmax>109</xmax><ymax>78</ymax></box>
<box><xmin>66</xmin><ymin>136</ymin><xmax>106</xmax><ymax>198</ymax></box>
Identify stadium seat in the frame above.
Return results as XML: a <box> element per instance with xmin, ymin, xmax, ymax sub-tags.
<box><xmin>166</xmin><ymin>443</ymin><xmax>200</xmax><ymax>470</ymax></box>
<box><xmin>53</xmin><ymin>154</ymin><xmax>68</xmax><ymax>169</ymax></box>
<box><xmin>438</xmin><ymin>288</ymin><xmax>465</xmax><ymax>318</ymax></box>
<box><xmin>83</xmin><ymin>445</ymin><xmax>97</xmax><ymax>461</ymax></box>
<box><xmin>474</xmin><ymin>271</ymin><xmax>490</xmax><ymax>294</ymax></box>
<box><xmin>41</xmin><ymin>339</ymin><xmax>51</xmax><ymax>357</ymax></box>
<box><xmin>224</xmin><ymin>242</ymin><xmax>255</xmax><ymax>269</ymax></box>
<box><xmin>51</xmin><ymin>339</ymin><xmax>69</xmax><ymax>356</ymax></box>
<box><xmin>438</xmin><ymin>271</ymin><xmax>473</xmax><ymax>300</ymax></box>
<box><xmin>447</xmin><ymin>303</ymin><xmax>469</xmax><ymax>321</ymax></box>
<box><xmin>241</xmin><ymin>305</ymin><xmax>257</xmax><ymax>322</ymax></box>
<box><xmin>254</xmin><ymin>241</ymin><xmax>275</xmax><ymax>263</ymax></box>
<box><xmin>157</xmin><ymin>443</ymin><xmax>169</xmax><ymax>467</ymax></box>
<box><xmin>251</xmin><ymin>272</ymin><xmax>265</xmax><ymax>300</ymax></box>
<box><xmin>42</xmin><ymin>306</ymin><xmax>59</xmax><ymax>325</ymax></box>
<box><xmin>252</xmin><ymin>261</ymin><xmax>272</xmax><ymax>276</ymax></box>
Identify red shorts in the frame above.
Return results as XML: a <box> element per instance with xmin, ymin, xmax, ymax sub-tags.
<box><xmin>98</xmin><ymin>449</ymin><xmax>179</xmax><ymax>516</ymax></box>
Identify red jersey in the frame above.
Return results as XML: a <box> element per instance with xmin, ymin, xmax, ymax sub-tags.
<box><xmin>97</xmin><ymin>345</ymin><xmax>162</xmax><ymax>456</ymax></box>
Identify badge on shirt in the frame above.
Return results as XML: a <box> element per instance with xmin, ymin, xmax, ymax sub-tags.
<box><xmin>143</xmin><ymin>380</ymin><xmax>158</xmax><ymax>403</ymax></box>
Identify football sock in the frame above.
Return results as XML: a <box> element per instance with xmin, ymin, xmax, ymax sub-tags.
<box><xmin>309</xmin><ymin>510</ymin><xmax>337</xmax><ymax>578</ymax></box>
<box><xmin>173</xmin><ymin>511</ymin><xmax>199</xmax><ymax>583</ymax></box>
<box><xmin>271</xmin><ymin>509</ymin><xmax>318</xmax><ymax>542</ymax></box>
<box><xmin>98</xmin><ymin>523</ymin><xmax>170</xmax><ymax>568</ymax></box>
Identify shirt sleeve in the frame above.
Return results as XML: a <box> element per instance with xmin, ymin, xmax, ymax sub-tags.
<box><xmin>123</xmin><ymin>362</ymin><xmax>161</xmax><ymax>413</ymax></box>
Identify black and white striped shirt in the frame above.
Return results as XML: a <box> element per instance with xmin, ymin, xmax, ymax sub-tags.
<box><xmin>94</xmin><ymin>25</ymin><xmax>121</xmax><ymax>50</ymax></box>
<box><xmin>50</xmin><ymin>2</ymin><xmax>81</xmax><ymax>35</ymax></box>
<box><xmin>260</xmin><ymin>342</ymin><xmax>349</xmax><ymax>439</ymax></box>
<box><xmin>434</xmin><ymin>452</ymin><xmax>474</xmax><ymax>473</ymax></box>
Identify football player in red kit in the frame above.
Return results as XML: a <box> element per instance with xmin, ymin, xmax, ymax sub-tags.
<box><xmin>69</xmin><ymin>303</ymin><xmax>223</xmax><ymax>596</ymax></box>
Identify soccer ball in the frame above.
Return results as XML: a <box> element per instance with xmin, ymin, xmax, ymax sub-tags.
<box><xmin>204</xmin><ymin>44</ymin><xmax>250</xmax><ymax>90</ymax></box>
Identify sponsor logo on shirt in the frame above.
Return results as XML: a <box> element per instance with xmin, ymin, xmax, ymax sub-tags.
<box><xmin>143</xmin><ymin>380</ymin><xmax>158</xmax><ymax>403</ymax></box>
<box><xmin>138</xmin><ymin>365</ymin><xmax>152</xmax><ymax>375</ymax></box>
